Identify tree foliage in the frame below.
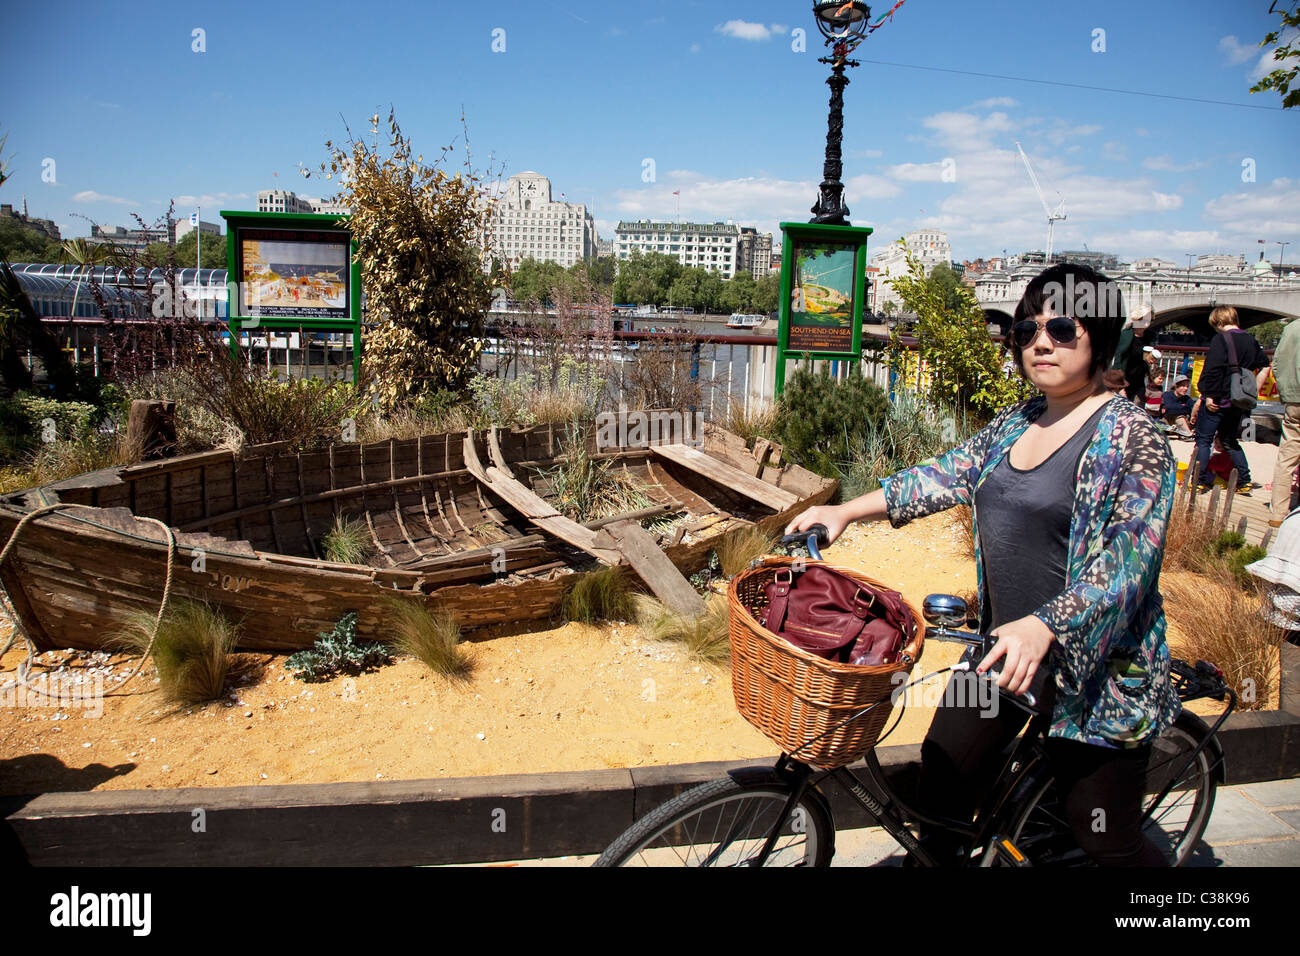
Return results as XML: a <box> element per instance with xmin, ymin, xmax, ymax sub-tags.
<box><xmin>0</xmin><ymin>215</ymin><xmax>62</xmax><ymax>263</ymax></box>
<box><xmin>886</xmin><ymin>245</ymin><xmax>1029</xmax><ymax>420</ymax></box>
<box><xmin>611</xmin><ymin>251</ymin><xmax>776</xmax><ymax>313</ymax></box>
<box><xmin>772</xmin><ymin>366</ymin><xmax>890</xmax><ymax>478</ymax></box>
<box><xmin>1250</xmin><ymin>1</ymin><xmax>1300</xmax><ymax>108</ymax></box>
<box><xmin>307</xmin><ymin>110</ymin><xmax>494</xmax><ymax>412</ymax></box>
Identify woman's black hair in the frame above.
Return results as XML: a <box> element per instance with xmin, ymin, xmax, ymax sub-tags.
<box><xmin>1011</xmin><ymin>263</ymin><xmax>1125</xmax><ymax>380</ymax></box>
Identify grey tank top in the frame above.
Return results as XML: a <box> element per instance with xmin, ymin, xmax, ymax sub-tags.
<box><xmin>975</xmin><ymin>401</ymin><xmax>1110</xmax><ymax>632</ymax></box>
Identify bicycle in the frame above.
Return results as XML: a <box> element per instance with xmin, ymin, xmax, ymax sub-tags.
<box><xmin>593</xmin><ymin>527</ymin><xmax>1234</xmax><ymax>867</ymax></box>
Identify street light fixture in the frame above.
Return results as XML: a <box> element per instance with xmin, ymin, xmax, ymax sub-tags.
<box><xmin>1185</xmin><ymin>253</ymin><xmax>1196</xmax><ymax>292</ymax></box>
<box><xmin>1278</xmin><ymin>241</ymin><xmax>1291</xmax><ymax>284</ymax></box>
<box><xmin>809</xmin><ymin>2</ymin><xmax>873</xmax><ymax>225</ymax></box>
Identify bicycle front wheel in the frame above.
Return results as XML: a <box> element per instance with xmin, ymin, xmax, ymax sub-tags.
<box><xmin>593</xmin><ymin>769</ymin><xmax>835</xmax><ymax>867</ymax></box>
<box><xmin>995</xmin><ymin>712</ymin><xmax>1218</xmax><ymax>867</ymax></box>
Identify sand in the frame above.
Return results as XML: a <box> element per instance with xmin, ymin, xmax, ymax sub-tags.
<box><xmin>0</xmin><ymin>507</ymin><xmax>1250</xmax><ymax>795</ymax></box>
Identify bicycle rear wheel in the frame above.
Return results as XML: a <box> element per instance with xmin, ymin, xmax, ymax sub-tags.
<box><xmin>593</xmin><ymin>769</ymin><xmax>835</xmax><ymax>867</ymax></box>
<box><xmin>994</xmin><ymin>712</ymin><xmax>1218</xmax><ymax>867</ymax></box>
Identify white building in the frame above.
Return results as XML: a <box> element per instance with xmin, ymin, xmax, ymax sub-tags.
<box><xmin>737</xmin><ymin>227</ymin><xmax>773</xmax><ymax>277</ymax></box>
<box><xmin>870</xmin><ymin>229</ymin><xmax>952</xmax><ymax>309</ymax></box>
<box><xmin>615</xmin><ymin>220</ymin><xmax>741</xmax><ymax>278</ymax></box>
<box><xmin>174</xmin><ymin>218</ymin><xmax>222</xmax><ymax>243</ymax></box>
<box><xmin>1195</xmin><ymin>254</ymin><xmax>1247</xmax><ymax>274</ymax></box>
<box><xmin>257</xmin><ymin>189</ymin><xmax>315</xmax><ymax>214</ymax></box>
<box><xmin>481</xmin><ymin>172</ymin><xmax>595</xmax><ymax>269</ymax></box>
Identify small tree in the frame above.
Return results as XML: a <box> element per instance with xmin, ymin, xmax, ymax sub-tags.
<box><xmin>306</xmin><ymin>110</ymin><xmax>494</xmax><ymax>412</ymax></box>
<box><xmin>886</xmin><ymin>245</ymin><xmax>1028</xmax><ymax>421</ymax></box>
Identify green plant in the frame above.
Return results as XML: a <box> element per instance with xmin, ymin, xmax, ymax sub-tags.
<box><xmin>284</xmin><ymin>611</ymin><xmax>390</xmax><ymax>682</ymax></box>
<box><xmin>772</xmin><ymin>367</ymin><xmax>889</xmax><ymax>478</ymax></box>
<box><xmin>636</xmin><ymin>593</ymin><xmax>731</xmax><ymax>663</ymax></box>
<box><xmin>886</xmin><ymin>245</ymin><xmax>1030</xmax><ymax>419</ymax></box>
<box><xmin>723</xmin><ymin>398</ymin><xmax>777</xmax><ymax>449</ymax></box>
<box><xmin>303</xmin><ymin>110</ymin><xmax>494</xmax><ymax>412</ymax></box>
<box><xmin>382</xmin><ymin>598</ymin><xmax>472</xmax><ymax>680</ymax></box>
<box><xmin>837</xmin><ymin>392</ymin><xmax>974</xmax><ymax>498</ymax></box>
<box><xmin>562</xmin><ymin>565</ymin><xmax>636</xmax><ymax>624</ymax></box>
<box><xmin>0</xmin><ymin>393</ymin><xmax>98</xmax><ymax>458</ymax></box>
<box><xmin>321</xmin><ymin>513</ymin><xmax>373</xmax><ymax>564</ymax></box>
<box><xmin>112</xmin><ymin>599</ymin><xmax>240</xmax><ymax>706</ymax></box>
<box><xmin>1227</xmin><ymin>544</ymin><xmax>1268</xmax><ymax>588</ymax></box>
<box><xmin>541</xmin><ymin>426</ymin><xmax>653</xmax><ymax>521</ymax></box>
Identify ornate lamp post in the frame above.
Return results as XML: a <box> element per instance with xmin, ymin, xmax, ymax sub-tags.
<box><xmin>809</xmin><ymin>1</ymin><xmax>872</xmax><ymax>225</ymax></box>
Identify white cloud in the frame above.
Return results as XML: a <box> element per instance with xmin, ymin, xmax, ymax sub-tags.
<box><xmin>969</xmin><ymin>96</ymin><xmax>1019</xmax><ymax>109</ymax></box>
<box><xmin>689</xmin><ymin>43</ymin><xmax>700</xmax><ymax>53</ymax></box>
<box><xmin>171</xmin><ymin>191</ymin><xmax>250</xmax><ymax>207</ymax></box>
<box><xmin>854</xmin><ymin>148</ymin><xmax>884</xmax><ymax>159</ymax></box>
<box><xmin>1151</xmin><ymin>192</ymin><xmax>1183</xmax><ymax>210</ymax></box>
<box><xmin>844</xmin><ymin>173</ymin><xmax>903</xmax><ymax>199</ymax></box>
<box><xmin>1218</xmin><ymin>35</ymin><xmax>1258</xmax><ymax>65</ymax></box>
<box><xmin>1135</xmin><ymin>128</ymin><xmax>1149</xmax><ymax>136</ymax></box>
<box><xmin>1204</xmin><ymin>178</ymin><xmax>1300</xmax><ymax>235</ymax></box>
<box><xmin>771</xmin><ymin>23</ymin><xmax>789</xmax><ymax>34</ymax></box>
<box><xmin>921</xmin><ymin>111</ymin><xmax>1016</xmax><ymax>150</ymax></box>
<box><xmin>71</xmin><ymin>190</ymin><xmax>138</xmax><ymax>206</ymax></box>
<box><xmin>715</xmin><ymin>20</ymin><xmax>773</xmax><ymax>41</ymax></box>
<box><xmin>1102</xmin><ymin>141</ymin><xmax>1127</xmax><ymax>162</ymax></box>
<box><xmin>1250</xmin><ymin>28</ymin><xmax>1299</xmax><ymax>81</ymax></box>
<box><xmin>1142</xmin><ymin>155</ymin><xmax>1208</xmax><ymax>172</ymax></box>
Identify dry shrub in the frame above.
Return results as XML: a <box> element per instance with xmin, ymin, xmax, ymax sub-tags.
<box><xmin>112</xmin><ymin>599</ymin><xmax>240</xmax><ymax>706</ymax></box>
<box><xmin>321</xmin><ymin>513</ymin><xmax>373</xmax><ymax>564</ymax></box>
<box><xmin>1162</xmin><ymin>565</ymin><xmax>1283</xmax><ymax>711</ymax></box>
<box><xmin>715</xmin><ymin>524</ymin><xmax>777</xmax><ymax>577</ymax></box>
<box><xmin>1162</xmin><ymin>495</ymin><xmax>1220</xmax><ymax>573</ymax></box>
<box><xmin>636</xmin><ymin>593</ymin><xmax>731</xmax><ymax>663</ymax></box>
<box><xmin>723</xmin><ymin>398</ymin><xmax>777</xmax><ymax>448</ymax></box>
<box><xmin>562</xmin><ymin>565</ymin><xmax>637</xmax><ymax>624</ymax></box>
<box><xmin>383</xmin><ymin>598</ymin><xmax>472</xmax><ymax>680</ymax></box>
<box><xmin>4</xmin><ymin>430</ymin><xmax>143</xmax><ymax>491</ymax></box>
<box><xmin>950</xmin><ymin>504</ymin><xmax>975</xmax><ymax>560</ymax></box>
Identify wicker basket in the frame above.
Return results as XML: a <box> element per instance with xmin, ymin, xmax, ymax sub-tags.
<box><xmin>727</xmin><ymin>557</ymin><xmax>925</xmax><ymax>769</ymax></box>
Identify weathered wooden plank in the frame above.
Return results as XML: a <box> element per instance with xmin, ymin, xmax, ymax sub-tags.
<box><xmin>650</xmin><ymin>443</ymin><xmax>799</xmax><ymax>511</ymax></box>
<box><xmin>464</xmin><ymin>432</ymin><xmax>620</xmax><ymax>565</ymax></box>
<box><xmin>603</xmin><ymin>519</ymin><xmax>704</xmax><ymax>617</ymax></box>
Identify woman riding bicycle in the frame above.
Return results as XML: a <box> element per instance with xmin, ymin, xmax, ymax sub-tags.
<box><xmin>787</xmin><ymin>263</ymin><xmax>1181</xmax><ymax>866</ymax></box>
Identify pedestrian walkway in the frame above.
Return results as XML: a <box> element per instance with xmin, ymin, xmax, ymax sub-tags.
<box><xmin>1168</xmin><ymin>435</ymin><xmax>1281</xmax><ymax>548</ymax></box>
<box><xmin>446</xmin><ymin>776</ymin><xmax>1300</xmax><ymax>867</ymax></box>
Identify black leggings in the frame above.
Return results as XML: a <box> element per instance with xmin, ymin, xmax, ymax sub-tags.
<box><xmin>915</xmin><ymin>676</ymin><xmax>1169</xmax><ymax>866</ymax></box>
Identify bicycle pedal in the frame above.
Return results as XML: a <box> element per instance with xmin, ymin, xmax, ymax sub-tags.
<box><xmin>991</xmin><ymin>835</ymin><xmax>1031</xmax><ymax>867</ymax></box>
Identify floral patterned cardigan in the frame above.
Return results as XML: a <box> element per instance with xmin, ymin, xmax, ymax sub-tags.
<box><xmin>880</xmin><ymin>394</ymin><xmax>1182</xmax><ymax>748</ymax></box>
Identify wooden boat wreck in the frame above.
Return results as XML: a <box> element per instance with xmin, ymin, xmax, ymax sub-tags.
<box><xmin>0</xmin><ymin>419</ymin><xmax>836</xmax><ymax>652</ymax></box>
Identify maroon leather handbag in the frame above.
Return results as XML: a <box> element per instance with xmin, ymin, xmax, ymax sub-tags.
<box><xmin>759</xmin><ymin>564</ymin><xmax>913</xmax><ymax>667</ymax></box>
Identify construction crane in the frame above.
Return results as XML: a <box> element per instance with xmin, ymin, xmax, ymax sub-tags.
<box><xmin>1015</xmin><ymin>141</ymin><xmax>1067</xmax><ymax>264</ymax></box>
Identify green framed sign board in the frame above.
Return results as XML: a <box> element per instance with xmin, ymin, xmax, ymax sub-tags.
<box><xmin>221</xmin><ymin>210</ymin><xmax>362</xmax><ymax>381</ymax></box>
<box><xmin>775</xmin><ymin>221</ymin><xmax>873</xmax><ymax>397</ymax></box>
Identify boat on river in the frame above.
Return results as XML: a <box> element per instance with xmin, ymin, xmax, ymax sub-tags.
<box><xmin>0</xmin><ymin>419</ymin><xmax>834</xmax><ymax>652</ymax></box>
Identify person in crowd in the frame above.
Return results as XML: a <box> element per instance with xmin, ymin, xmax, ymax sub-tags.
<box><xmin>788</xmin><ymin>263</ymin><xmax>1178</xmax><ymax>866</ymax></box>
<box><xmin>1161</xmin><ymin>375</ymin><xmax>1195</xmax><ymax>439</ymax></box>
<box><xmin>1192</xmin><ymin>306</ymin><xmax>1270</xmax><ymax>496</ymax></box>
<box><xmin>1143</xmin><ymin>348</ymin><xmax>1165</xmax><ymax>417</ymax></box>
<box><xmin>1113</xmin><ymin>305</ymin><xmax>1154</xmax><ymax>404</ymax></box>
<box><xmin>1103</xmin><ymin>369</ymin><xmax>1129</xmax><ymax>395</ymax></box>
<box><xmin>1270</xmin><ymin>318</ymin><xmax>1300</xmax><ymax>528</ymax></box>
<box><xmin>1247</xmin><ymin>506</ymin><xmax>1300</xmax><ymax>647</ymax></box>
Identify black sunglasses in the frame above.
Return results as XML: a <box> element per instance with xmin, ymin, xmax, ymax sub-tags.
<box><xmin>1011</xmin><ymin>316</ymin><xmax>1082</xmax><ymax>349</ymax></box>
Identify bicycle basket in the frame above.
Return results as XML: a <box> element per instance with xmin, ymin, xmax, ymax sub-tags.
<box><xmin>728</xmin><ymin>557</ymin><xmax>925</xmax><ymax>769</ymax></box>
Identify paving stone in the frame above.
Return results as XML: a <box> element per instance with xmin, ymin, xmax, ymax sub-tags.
<box><xmin>1213</xmin><ymin>839</ymin><xmax>1300</xmax><ymax>867</ymax></box>
<box><xmin>1203</xmin><ymin>788</ymin><xmax>1298</xmax><ymax>843</ymax></box>
<box><xmin>1236</xmin><ymin>777</ymin><xmax>1300</xmax><ymax>810</ymax></box>
<box><xmin>831</xmin><ymin>826</ymin><xmax>907</xmax><ymax>867</ymax></box>
<box><xmin>1275</xmin><ymin>809</ymin><xmax>1300</xmax><ymax>832</ymax></box>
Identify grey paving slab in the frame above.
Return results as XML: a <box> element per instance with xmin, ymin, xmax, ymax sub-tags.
<box><xmin>1275</xmin><ymin>809</ymin><xmax>1300</xmax><ymax>832</ymax></box>
<box><xmin>1237</xmin><ymin>777</ymin><xmax>1300</xmax><ymax>810</ymax></box>
<box><xmin>1211</xmin><ymin>839</ymin><xmax>1300</xmax><ymax>867</ymax></box>
<box><xmin>1203</xmin><ymin>788</ymin><xmax>1300</xmax><ymax>843</ymax></box>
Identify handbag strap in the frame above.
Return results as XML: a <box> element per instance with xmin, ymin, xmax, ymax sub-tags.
<box><xmin>761</xmin><ymin>567</ymin><xmax>879</xmax><ymax>653</ymax></box>
<box><xmin>1223</xmin><ymin>330</ymin><xmax>1241</xmax><ymax>371</ymax></box>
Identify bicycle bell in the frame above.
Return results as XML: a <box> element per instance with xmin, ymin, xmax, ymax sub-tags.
<box><xmin>923</xmin><ymin>593</ymin><xmax>968</xmax><ymax>627</ymax></box>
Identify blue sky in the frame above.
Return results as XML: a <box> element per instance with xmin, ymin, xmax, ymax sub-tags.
<box><xmin>2</xmin><ymin>0</ymin><xmax>1296</xmax><ymax>265</ymax></box>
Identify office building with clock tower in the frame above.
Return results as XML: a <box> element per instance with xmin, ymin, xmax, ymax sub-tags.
<box><xmin>482</xmin><ymin>172</ymin><xmax>597</xmax><ymax>269</ymax></box>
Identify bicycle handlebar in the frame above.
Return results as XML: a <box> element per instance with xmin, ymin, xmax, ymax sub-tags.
<box><xmin>924</xmin><ymin>624</ymin><xmax>1043</xmax><ymax>711</ymax></box>
<box><xmin>780</xmin><ymin>524</ymin><xmax>829</xmax><ymax>562</ymax></box>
